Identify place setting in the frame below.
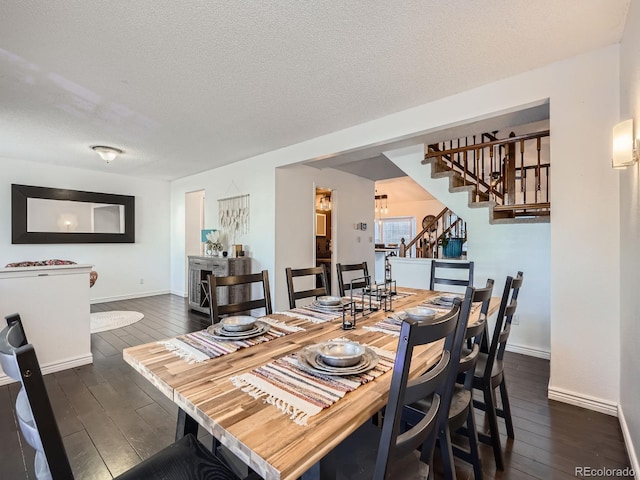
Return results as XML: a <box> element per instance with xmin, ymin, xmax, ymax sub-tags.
<box><xmin>420</xmin><ymin>293</ymin><xmax>462</xmax><ymax>312</ymax></box>
<box><xmin>296</xmin><ymin>339</ymin><xmax>379</xmax><ymax>376</ymax></box>
<box><xmin>206</xmin><ymin>315</ymin><xmax>270</xmax><ymax>340</ymax></box>
<box><xmin>364</xmin><ymin>306</ymin><xmax>439</xmax><ymax>336</ymax></box>
<box><xmin>231</xmin><ymin>339</ymin><xmax>395</xmax><ymax>425</ymax></box>
<box><xmin>160</xmin><ymin>314</ymin><xmax>304</xmax><ymax>363</ymax></box>
<box><xmin>277</xmin><ymin>295</ymin><xmax>349</xmax><ymax>323</ymax></box>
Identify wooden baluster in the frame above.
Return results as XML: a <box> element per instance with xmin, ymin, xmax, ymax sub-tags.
<box><xmin>489</xmin><ymin>146</ymin><xmax>494</xmax><ymax>200</ymax></box>
<box><xmin>520</xmin><ymin>139</ymin><xmax>525</xmax><ymax>204</ymax></box>
<box><xmin>536</xmin><ymin>137</ymin><xmax>541</xmax><ymax>203</ymax></box>
<box><xmin>463</xmin><ymin>150</ymin><xmax>467</xmax><ymax>185</ymax></box>
<box><xmin>546</xmin><ymin>166</ymin><xmax>550</xmax><ymax>202</ymax></box>
<box><xmin>479</xmin><ymin>147</ymin><xmax>484</xmax><ymax>201</ymax></box>
<box><xmin>505</xmin><ymin>132</ymin><xmax>516</xmax><ymax>205</ymax></box>
<box><xmin>472</xmin><ymin>135</ymin><xmax>477</xmax><ymax>177</ymax></box>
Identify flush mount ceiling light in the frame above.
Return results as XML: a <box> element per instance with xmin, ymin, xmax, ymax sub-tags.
<box><xmin>91</xmin><ymin>145</ymin><xmax>123</xmax><ymax>164</ymax></box>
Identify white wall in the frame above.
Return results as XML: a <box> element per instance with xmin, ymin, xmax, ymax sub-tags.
<box><xmin>619</xmin><ymin>0</ymin><xmax>640</xmax><ymax>469</ymax></box>
<box><xmin>386</xmin><ymin>145</ymin><xmax>551</xmax><ymax>359</ymax></box>
<box><xmin>169</xmin><ymin>45</ymin><xmax>621</xmax><ymax>414</ymax></box>
<box><xmin>170</xmin><ymin>159</ymin><xmax>277</xmax><ymax>298</ymax></box>
<box><xmin>274</xmin><ymin>165</ymin><xmax>375</xmax><ymax>310</ymax></box>
<box><xmin>0</xmin><ymin>157</ymin><xmax>171</xmax><ymax>302</ymax></box>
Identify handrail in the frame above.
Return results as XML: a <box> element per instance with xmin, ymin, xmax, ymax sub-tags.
<box><xmin>427</xmin><ymin>144</ymin><xmax>501</xmax><ymax>199</ymax></box>
<box><xmin>423</xmin><ymin>129</ymin><xmax>550</xmax><ymax>209</ymax></box>
<box><xmin>404</xmin><ymin>207</ymin><xmax>449</xmax><ymax>252</ymax></box>
<box><xmin>401</xmin><ymin>207</ymin><xmax>466</xmax><ymax>258</ymax></box>
<box><xmin>422</xmin><ymin>130</ymin><xmax>550</xmax><ymax>161</ymax></box>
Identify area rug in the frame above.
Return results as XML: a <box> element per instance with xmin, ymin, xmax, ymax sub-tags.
<box><xmin>90</xmin><ymin>311</ymin><xmax>144</xmax><ymax>333</ymax></box>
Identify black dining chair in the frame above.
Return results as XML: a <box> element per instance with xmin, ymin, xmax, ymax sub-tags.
<box><xmin>473</xmin><ymin>271</ymin><xmax>523</xmax><ymax>471</ymax></box>
<box><xmin>0</xmin><ymin>313</ymin><xmax>244</xmax><ymax>480</ymax></box>
<box><xmin>328</xmin><ymin>301</ymin><xmax>461</xmax><ymax>479</ymax></box>
<box><xmin>207</xmin><ymin>270</ymin><xmax>272</xmax><ymax>324</ymax></box>
<box><xmin>430</xmin><ymin>260</ymin><xmax>474</xmax><ymax>291</ymax></box>
<box><xmin>285</xmin><ymin>264</ymin><xmax>329</xmax><ymax>308</ymax></box>
<box><xmin>403</xmin><ymin>279</ymin><xmax>494</xmax><ymax>480</ymax></box>
<box><xmin>336</xmin><ymin>261</ymin><xmax>370</xmax><ymax>297</ymax></box>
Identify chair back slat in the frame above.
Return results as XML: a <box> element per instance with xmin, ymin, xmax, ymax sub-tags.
<box><xmin>485</xmin><ymin>272</ymin><xmax>523</xmax><ymax>375</ymax></box>
<box><xmin>373</xmin><ymin>303</ymin><xmax>460</xmax><ymax>479</ymax></box>
<box><xmin>430</xmin><ymin>261</ymin><xmax>474</xmax><ymax>292</ymax></box>
<box><xmin>208</xmin><ymin>270</ymin><xmax>272</xmax><ymax>324</ymax></box>
<box><xmin>285</xmin><ymin>265</ymin><xmax>329</xmax><ymax>308</ymax></box>
<box><xmin>336</xmin><ymin>262</ymin><xmax>369</xmax><ymax>297</ymax></box>
<box><xmin>460</xmin><ymin>279</ymin><xmax>493</xmax><ymax>383</ymax></box>
<box><xmin>0</xmin><ymin>314</ymin><xmax>74</xmax><ymax>480</ymax></box>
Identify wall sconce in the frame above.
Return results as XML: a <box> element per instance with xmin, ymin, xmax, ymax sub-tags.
<box><xmin>612</xmin><ymin>119</ymin><xmax>639</xmax><ymax>169</ymax></box>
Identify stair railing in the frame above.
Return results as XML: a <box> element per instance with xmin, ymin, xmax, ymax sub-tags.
<box><xmin>400</xmin><ymin>207</ymin><xmax>466</xmax><ymax>258</ymax></box>
<box><xmin>423</xmin><ymin>130</ymin><xmax>550</xmax><ymax>212</ymax></box>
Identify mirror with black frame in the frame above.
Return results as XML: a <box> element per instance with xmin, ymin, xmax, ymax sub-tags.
<box><xmin>11</xmin><ymin>184</ymin><xmax>135</xmax><ymax>244</ymax></box>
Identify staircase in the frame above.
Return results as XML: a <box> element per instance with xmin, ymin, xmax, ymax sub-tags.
<box><xmin>423</xmin><ymin>130</ymin><xmax>550</xmax><ymax>223</ymax></box>
<box><xmin>400</xmin><ymin>207</ymin><xmax>466</xmax><ymax>258</ymax></box>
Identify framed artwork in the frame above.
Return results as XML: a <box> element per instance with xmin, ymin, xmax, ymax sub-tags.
<box><xmin>316</xmin><ymin>213</ymin><xmax>326</xmax><ymax>237</ymax></box>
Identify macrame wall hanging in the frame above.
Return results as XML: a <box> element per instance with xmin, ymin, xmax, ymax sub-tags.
<box><xmin>218</xmin><ymin>193</ymin><xmax>250</xmax><ymax>243</ymax></box>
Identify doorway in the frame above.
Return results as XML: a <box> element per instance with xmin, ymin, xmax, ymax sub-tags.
<box><xmin>315</xmin><ymin>188</ymin><xmax>333</xmax><ymax>293</ymax></box>
<box><xmin>185</xmin><ymin>190</ymin><xmax>205</xmax><ymax>292</ymax></box>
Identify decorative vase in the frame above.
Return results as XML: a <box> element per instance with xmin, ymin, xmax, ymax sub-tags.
<box><xmin>442</xmin><ymin>238</ymin><xmax>464</xmax><ymax>258</ymax></box>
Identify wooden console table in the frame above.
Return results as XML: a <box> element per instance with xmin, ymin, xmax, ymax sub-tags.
<box><xmin>188</xmin><ymin>256</ymin><xmax>251</xmax><ymax>314</ymax></box>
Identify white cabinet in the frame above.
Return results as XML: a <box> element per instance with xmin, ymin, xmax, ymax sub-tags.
<box><xmin>0</xmin><ymin>264</ymin><xmax>93</xmax><ymax>385</ymax></box>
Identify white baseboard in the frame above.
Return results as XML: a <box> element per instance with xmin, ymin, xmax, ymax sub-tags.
<box><xmin>90</xmin><ymin>289</ymin><xmax>171</xmax><ymax>304</ymax></box>
<box><xmin>618</xmin><ymin>405</ymin><xmax>640</xmax><ymax>479</ymax></box>
<box><xmin>171</xmin><ymin>289</ymin><xmax>187</xmax><ymax>298</ymax></box>
<box><xmin>0</xmin><ymin>353</ymin><xmax>93</xmax><ymax>386</ymax></box>
<box><xmin>505</xmin><ymin>343</ymin><xmax>550</xmax><ymax>360</ymax></box>
<box><xmin>548</xmin><ymin>386</ymin><xmax>618</xmax><ymax>416</ymax></box>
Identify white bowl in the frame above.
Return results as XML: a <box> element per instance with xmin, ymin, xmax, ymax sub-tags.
<box><xmin>220</xmin><ymin>315</ymin><xmax>256</xmax><ymax>332</ymax></box>
<box><xmin>317</xmin><ymin>341</ymin><xmax>365</xmax><ymax>367</ymax></box>
<box><xmin>405</xmin><ymin>307</ymin><xmax>437</xmax><ymax>322</ymax></box>
<box><xmin>317</xmin><ymin>295</ymin><xmax>342</xmax><ymax>306</ymax></box>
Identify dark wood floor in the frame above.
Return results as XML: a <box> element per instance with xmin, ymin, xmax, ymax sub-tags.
<box><xmin>0</xmin><ymin>294</ymin><xmax>631</xmax><ymax>479</ymax></box>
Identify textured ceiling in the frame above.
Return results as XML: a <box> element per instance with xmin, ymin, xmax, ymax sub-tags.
<box><xmin>0</xmin><ymin>1</ymin><xmax>630</xmax><ymax>181</ymax></box>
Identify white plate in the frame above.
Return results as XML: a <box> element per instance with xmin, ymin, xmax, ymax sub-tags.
<box><xmin>206</xmin><ymin>321</ymin><xmax>270</xmax><ymax>340</ymax></box>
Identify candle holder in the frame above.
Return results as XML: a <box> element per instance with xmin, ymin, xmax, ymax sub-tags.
<box><xmin>341</xmin><ymin>301</ymin><xmax>356</xmax><ymax>330</ymax></box>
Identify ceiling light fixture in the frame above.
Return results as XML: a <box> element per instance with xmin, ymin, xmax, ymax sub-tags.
<box><xmin>91</xmin><ymin>145</ymin><xmax>123</xmax><ymax>164</ymax></box>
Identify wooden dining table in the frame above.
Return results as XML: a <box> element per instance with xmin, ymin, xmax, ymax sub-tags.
<box><xmin>123</xmin><ymin>288</ymin><xmax>500</xmax><ymax>480</ymax></box>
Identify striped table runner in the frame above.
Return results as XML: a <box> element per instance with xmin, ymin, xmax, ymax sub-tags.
<box><xmin>159</xmin><ymin>316</ymin><xmax>305</xmax><ymax>364</ymax></box>
<box><xmin>276</xmin><ymin>290</ymin><xmax>417</xmax><ymax>324</ymax></box>
<box><xmin>363</xmin><ymin>297</ymin><xmax>481</xmax><ymax>337</ymax></box>
<box><xmin>231</xmin><ymin>345</ymin><xmax>396</xmax><ymax>425</ymax></box>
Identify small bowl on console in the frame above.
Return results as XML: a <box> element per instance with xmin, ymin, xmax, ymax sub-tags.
<box><xmin>220</xmin><ymin>315</ymin><xmax>256</xmax><ymax>332</ymax></box>
<box><xmin>405</xmin><ymin>307</ymin><xmax>437</xmax><ymax>322</ymax></box>
<box><xmin>317</xmin><ymin>340</ymin><xmax>365</xmax><ymax>367</ymax></box>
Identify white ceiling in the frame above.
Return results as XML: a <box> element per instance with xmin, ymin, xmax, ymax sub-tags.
<box><xmin>376</xmin><ymin>177</ymin><xmax>435</xmax><ymax>203</ymax></box>
<box><xmin>0</xmin><ymin>1</ymin><xmax>629</xmax><ymax>181</ymax></box>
